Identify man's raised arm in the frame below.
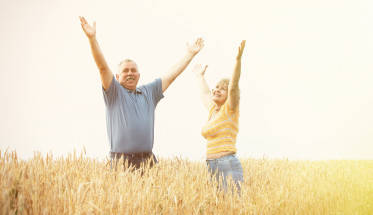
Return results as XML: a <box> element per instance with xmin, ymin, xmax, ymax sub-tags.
<box><xmin>79</xmin><ymin>16</ymin><xmax>113</xmax><ymax>90</ymax></box>
<box><xmin>161</xmin><ymin>38</ymin><xmax>204</xmax><ymax>93</ymax></box>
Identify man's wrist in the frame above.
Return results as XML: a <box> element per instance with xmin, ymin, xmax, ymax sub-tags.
<box><xmin>186</xmin><ymin>51</ymin><xmax>197</xmax><ymax>58</ymax></box>
<box><xmin>88</xmin><ymin>35</ymin><xmax>97</xmax><ymax>42</ymax></box>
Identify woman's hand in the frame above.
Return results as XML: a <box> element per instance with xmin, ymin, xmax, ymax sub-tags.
<box><xmin>193</xmin><ymin>64</ymin><xmax>208</xmax><ymax>77</ymax></box>
<box><xmin>236</xmin><ymin>40</ymin><xmax>246</xmax><ymax>60</ymax></box>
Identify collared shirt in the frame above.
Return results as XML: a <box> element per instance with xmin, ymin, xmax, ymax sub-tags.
<box><xmin>102</xmin><ymin>75</ymin><xmax>164</xmax><ymax>153</ymax></box>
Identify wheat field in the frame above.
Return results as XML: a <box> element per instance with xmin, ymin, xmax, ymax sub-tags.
<box><xmin>1</xmin><ymin>150</ymin><xmax>372</xmax><ymax>215</ymax></box>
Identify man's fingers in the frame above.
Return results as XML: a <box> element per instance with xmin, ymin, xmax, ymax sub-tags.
<box><xmin>93</xmin><ymin>21</ymin><xmax>96</xmax><ymax>28</ymax></box>
<box><xmin>79</xmin><ymin>16</ymin><xmax>90</xmax><ymax>28</ymax></box>
<box><xmin>79</xmin><ymin>16</ymin><xmax>84</xmax><ymax>24</ymax></box>
<box><xmin>188</xmin><ymin>37</ymin><xmax>204</xmax><ymax>50</ymax></box>
<box><xmin>81</xmin><ymin>16</ymin><xmax>87</xmax><ymax>24</ymax></box>
<box><xmin>194</xmin><ymin>37</ymin><xmax>204</xmax><ymax>46</ymax></box>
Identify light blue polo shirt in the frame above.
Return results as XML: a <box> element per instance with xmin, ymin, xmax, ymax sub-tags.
<box><xmin>102</xmin><ymin>75</ymin><xmax>164</xmax><ymax>153</ymax></box>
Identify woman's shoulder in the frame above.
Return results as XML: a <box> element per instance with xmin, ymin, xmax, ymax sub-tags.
<box><xmin>223</xmin><ymin>101</ymin><xmax>239</xmax><ymax>113</ymax></box>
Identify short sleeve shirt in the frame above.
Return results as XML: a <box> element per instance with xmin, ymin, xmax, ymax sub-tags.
<box><xmin>201</xmin><ymin>102</ymin><xmax>239</xmax><ymax>155</ymax></box>
<box><xmin>102</xmin><ymin>75</ymin><xmax>164</xmax><ymax>153</ymax></box>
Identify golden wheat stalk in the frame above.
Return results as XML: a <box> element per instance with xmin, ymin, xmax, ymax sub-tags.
<box><xmin>1</xmin><ymin>150</ymin><xmax>372</xmax><ymax>214</ymax></box>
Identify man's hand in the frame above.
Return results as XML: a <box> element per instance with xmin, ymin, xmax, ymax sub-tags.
<box><xmin>236</xmin><ymin>40</ymin><xmax>246</xmax><ymax>60</ymax></box>
<box><xmin>161</xmin><ymin>38</ymin><xmax>204</xmax><ymax>93</ymax></box>
<box><xmin>79</xmin><ymin>16</ymin><xmax>113</xmax><ymax>90</ymax></box>
<box><xmin>187</xmin><ymin>37</ymin><xmax>204</xmax><ymax>56</ymax></box>
<box><xmin>193</xmin><ymin>64</ymin><xmax>208</xmax><ymax>77</ymax></box>
<box><xmin>79</xmin><ymin>16</ymin><xmax>96</xmax><ymax>39</ymax></box>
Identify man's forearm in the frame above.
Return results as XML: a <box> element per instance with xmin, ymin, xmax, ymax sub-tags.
<box><xmin>87</xmin><ymin>36</ymin><xmax>113</xmax><ymax>90</ymax></box>
<box><xmin>168</xmin><ymin>53</ymin><xmax>195</xmax><ymax>81</ymax></box>
<box><xmin>88</xmin><ymin>36</ymin><xmax>110</xmax><ymax>72</ymax></box>
<box><xmin>161</xmin><ymin>53</ymin><xmax>195</xmax><ymax>92</ymax></box>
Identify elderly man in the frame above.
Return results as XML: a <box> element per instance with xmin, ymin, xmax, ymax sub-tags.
<box><xmin>79</xmin><ymin>16</ymin><xmax>204</xmax><ymax>170</ymax></box>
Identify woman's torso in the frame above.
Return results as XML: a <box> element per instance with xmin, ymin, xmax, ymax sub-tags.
<box><xmin>202</xmin><ymin>102</ymin><xmax>239</xmax><ymax>159</ymax></box>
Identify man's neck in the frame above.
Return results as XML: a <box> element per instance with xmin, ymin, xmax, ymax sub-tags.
<box><xmin>121</xmin><ymin>85</ymin><xmax>137</xmax><ymax>91</ymax></box>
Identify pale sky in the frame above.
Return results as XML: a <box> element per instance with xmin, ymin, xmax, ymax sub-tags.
<box><xmin>1</xmin><ymin>0</ymin><xmax>372</xmax><ymax>161</ymax></box>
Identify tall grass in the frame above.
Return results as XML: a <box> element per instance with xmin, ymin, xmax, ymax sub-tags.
<box><xmin>1</xmin><ymin>150</ymin><xmax>372</xmax><ymax>214</ymax></box>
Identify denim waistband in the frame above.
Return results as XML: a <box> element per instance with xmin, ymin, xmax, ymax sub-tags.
<box><xmin>206</xmin><ymin>153</ymin><xmax>237</xmax><ymax>163</ymax></box>
<box><xmin>110</xmin><ymin>152</ymin><xmax>153</xmax><ymax>158</ymax></box>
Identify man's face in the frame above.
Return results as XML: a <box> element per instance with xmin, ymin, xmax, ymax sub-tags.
<box><xmin>116</xmin><ymin>61</ymin><xmax>140</xmax><ymax>90</ymax></box>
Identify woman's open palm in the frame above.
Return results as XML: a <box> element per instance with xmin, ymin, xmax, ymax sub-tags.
<box><xmin>193</xmin><ymin>64</ymin><xmax>208</xmax><ymax>77</ymax></box>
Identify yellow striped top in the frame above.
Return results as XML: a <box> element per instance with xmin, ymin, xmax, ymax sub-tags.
<box><xmin>201</xmin><ymin>102</ymin><xmax>239</xmax><ymax>155</ymax></box>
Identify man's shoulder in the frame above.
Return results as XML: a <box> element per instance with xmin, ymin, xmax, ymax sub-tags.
<box><xmin>138</xmin><ymin>78</ymin><xmax>161</xmax><ymax>90</ymax></box>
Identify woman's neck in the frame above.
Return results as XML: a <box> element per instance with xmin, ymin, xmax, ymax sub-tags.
<box><xmin>214</xmin><ymin>104</ymin><xmax>222</xmax><ymax>111</ymax></box>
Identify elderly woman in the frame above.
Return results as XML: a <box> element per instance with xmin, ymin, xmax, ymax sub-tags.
<box><xmin>194</xmin><ymin>41</ymin><xmax>246</xmax><ymax>192</ymax></box>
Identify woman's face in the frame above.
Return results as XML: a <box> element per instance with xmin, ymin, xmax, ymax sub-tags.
<box><xmin>212</xmin><ymin>84</ymin><xmax>228</xmax><ymax>105</ymax></box>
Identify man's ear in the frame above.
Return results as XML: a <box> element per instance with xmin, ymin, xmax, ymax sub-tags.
<box><xmin>115</xmin><ymin>74</ymin><xmax>119</xmax><ymax>80</ymax></box>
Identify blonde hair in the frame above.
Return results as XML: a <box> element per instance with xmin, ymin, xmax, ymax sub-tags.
<box><xmin>216</xmin><ymin>78</ymin><xmax>240</xmax><ymax>101</ymax></box>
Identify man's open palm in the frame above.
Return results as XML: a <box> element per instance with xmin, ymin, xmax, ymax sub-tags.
<box><xmin>187</xmin><ymin>37</ymin><xmax>204</xmax><ymax>56</ymax></box>
<box><xmin>79</xmin><ymin>16</ymin><xmax>96</xmax><ymax>38</ymax></box>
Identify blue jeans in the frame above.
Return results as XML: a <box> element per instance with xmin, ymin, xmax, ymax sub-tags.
<box><xmin>206</xmin><ymin>154</ymin><xmax>244</xmax><ymax>193</ymax></box>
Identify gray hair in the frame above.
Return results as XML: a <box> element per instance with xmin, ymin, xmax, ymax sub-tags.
<box><xmin>118</xmin><ymin>59</ymin><xmax>136</xmax><ymax>67</ymax></box>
